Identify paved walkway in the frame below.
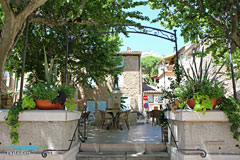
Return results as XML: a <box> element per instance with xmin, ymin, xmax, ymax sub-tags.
<box><xmin>84</xmin><ymin>122</ymin><xmax>163</xmax><ymax>144</ymax></box>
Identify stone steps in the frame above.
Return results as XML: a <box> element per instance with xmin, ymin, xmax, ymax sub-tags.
<box><xmin>76</xmin><ymin>152</ymin><xmax>170</xmax><ymax>160</ymax></box>
<box><xmin>79</xmin><ymin>143</ymin><xmax>167</xmax><ymax>153</ymax></box>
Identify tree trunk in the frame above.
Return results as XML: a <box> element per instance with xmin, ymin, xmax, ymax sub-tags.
<box><xmin>0</xmin><ymin>14</ymin><xmax>22</xmax><ymax>106</ymax></box>
<box><xmin>0</xmin><ymin>0</ymin><xmax>48</xmax><ymax>105</ymax></box>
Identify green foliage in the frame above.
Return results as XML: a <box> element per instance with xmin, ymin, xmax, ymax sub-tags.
<box><xmin>120</xmin><ymin>97</ymin><xmax>128</xmax><ymax>110</ymax></box>
<box><xmin>181</xmin><ymin>49</ymin><xmax>224</xmax><ymax>95</ymax></box>
<box><xmin>149</xmin><ymin>0</ymin><xmax>240</xmax><ymax>80</ymax></box>
<box><xmin>6</xmin><ymin>24</ymin><xmax>124</xmax><ymax>88</ymax></box>
<box><xmin>218</xmin><ymin>97</ymin><xmax>240</xmax><ymax>141</ymax></box>
<box><xmin>25</xmin><ymin>81</ymin><xmax>75</xmax><ymax>101</ymax></box>
<box><xmin>5</xmin><ymin>103</ymin><xmax>23</xmax><ymax>144</ymax></box>
<box><xmin>0</xmin><ymin>3</ymin><xmax>5</xmax><ymax>32</ymax></box>
<box><xmin>43</xmin><ymin>46</ymin><xmax>57</xmax><ymax>85</ymax></box>
<box><xmin>64</xmin><ymin>98</ymin><xmax>77</xmax><ymax>111</ymax></box>
<box><xmin>59</xmin><ymin>84</ymin><xmax>75</xmax><ymax>99</ymax></box>
<box><xmin>141</xmin><ymin>56</ymin><xmax>161</xmax><ymax>84</ymax></box>
<box><xmin>192</xmin><ymin>93</ymin><xmax>213</xmax><ymax>115</ymax></box>
<box><xmin>174</xmin><ymin>82</ymin><xmax>193</xmax><ymax>108</ymax></box>
<box><xmin>163</xmin><ymin>63</ymin><xmax>185</xmax><ymax>107</ymax></box>
<box><xmin>22</xmin><ymin>96</ymin><xmax>36</xmax><ymax>110</ymax></box>
<box><xmin>149</xmin><ymin>0</ymin><xmax>239</xmax><ymax>46</ymax></box>
<box><xmin>174</xmin><ymin>48</ymin><xmax>224</xmax><ymax>113</ymax></box>
<box><xmin>3</xmin><ymin>0</ymin><xmax>149</xmax><ymax>88</ymax></box>
<box><xmin>26</xmin><ymin>81</ymin><xmax>58</xmax><ymax>101</ymax></box>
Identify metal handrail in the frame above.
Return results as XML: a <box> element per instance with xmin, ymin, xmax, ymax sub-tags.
<box><xmin>178</xmin><ymin>148</ymin><xmax>207</xmax><ymax>158</ymax></box>
<box><xmin>41</xmin><ymin>109</ymin><xmax>88</xmax><ymax>158</ymax></box>
<box><xmin>166</xmin><ymin>120</ymin><xmax>207</xmax><ymax>158</ymax></box>
<box><xmin>166</xmin><ymin>120</ymin><xmax>178</xmax><ymax>148</ymax></box>
<box><xmin>41</xmin><ymin>120</ymin><xmax>79</xmax><ymax>158</ymax></box>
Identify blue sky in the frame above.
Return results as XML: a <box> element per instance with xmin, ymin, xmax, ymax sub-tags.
<box><xmin>119</xmin><ymin>4</ymin><xmax>187</xmax><ymax>56</ymax></box>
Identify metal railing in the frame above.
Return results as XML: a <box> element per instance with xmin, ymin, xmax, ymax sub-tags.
<box><xmin>166</xmin><ymin>120</ymin><xmax>207</xmax><ymax>158</ymax></box>
<box><xmin>41</xmin><ymin>107</ymin><xmax>88</xmax><ymax>158</ymax></box>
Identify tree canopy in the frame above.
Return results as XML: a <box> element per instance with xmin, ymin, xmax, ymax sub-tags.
<box><xmin>141</xmin><ymin>56</ymin><xmax>161</xmax><ymax>85</ymax></box>
<box><xmin>149</xmin><ymin>0</ymin><xmax>240</xmax><ymax>80</ymax></box>
<box><xmin>5</xmin><ymin>23</ymin><xmax>125</xmax><ymax>88</ymax></box>
<box><xmin>0</xmin><ymin>0</ymin><xmax>149</xmax><ymax>94</ymax></box>
<box><xmin>149</xmin><ymin>0</ymin><xmax>239</xmax><ymax>52</ymax></box>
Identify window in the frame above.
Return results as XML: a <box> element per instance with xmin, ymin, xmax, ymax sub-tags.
<box><xmin>157</xmin><ymin>95</ymin><xmax>163</xmax><ymax>103</ymax></box>
<box><xmin>148</xmin><ymin>95</ymin><xmax>154</xmax><ymax>103</ymax></box>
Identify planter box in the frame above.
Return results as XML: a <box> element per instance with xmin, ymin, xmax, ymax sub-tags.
<box><xmin>0</xmin><ymin>110</ymin><xmax>81</xmax><ymax>160</ymax></box>
<box><xmin>165</xmin><ymin>110</ymin><xmax>240</xmax><ymax>160</ymax></box>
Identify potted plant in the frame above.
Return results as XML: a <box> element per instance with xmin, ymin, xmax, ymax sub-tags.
<box><xmin>175</xmin><ymin>48</ymin><xmax>225</xmax><ymax>114</ymax></box>
<box><xmin>23</xmin><ymin>47</ymin><xmax>80</xmax><ymax>110</ymax></box>
<box><xmin>5</xmin><ymin>48</ymin><xmax>83</xmax><ymax>144</ymax></box>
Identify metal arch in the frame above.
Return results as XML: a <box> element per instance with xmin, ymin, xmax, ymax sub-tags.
<box><xmin>69</xmin><ymin>24</ymin><xmax>176</xmax><ymax>43</ymax></box>
<box><xmin>65</xmin><ymin>24</ymin><xmax>178</xmax><ymax>84</ymax></box>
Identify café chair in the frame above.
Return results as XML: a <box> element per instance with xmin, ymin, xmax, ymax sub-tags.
<box><xmin>149</xmin><ymin>110</ymin><xmax>161</xmax><ymax>126</ymax></box>
<box><xmin>99</xmin><ymin>110</ymin><xmax>112</xmax><ymax>129</ymax></box>
<box><xmin>117</xmin><ymin>110</ymin><xmax>131</xmax><ymax>130</ymax></box>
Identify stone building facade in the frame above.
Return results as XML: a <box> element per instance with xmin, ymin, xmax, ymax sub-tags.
<box><xmin>142</xmin><ymin>83</ymin><xmax>164</xmax><ymax>111</ymax></box>
<box><xmin>80</xmin><ymin>50</ymin><xmax>142</xmax><ymax>116</ymax></box>
<box><xmin>157</xmin><ymin>43</ymin><xmax>240</xmax><ymax>101</ymax></box>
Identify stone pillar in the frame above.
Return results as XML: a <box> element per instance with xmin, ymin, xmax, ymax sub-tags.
<box><xmin>166</xmin><ymin>110</ymin><xmax>240</xmax><ymax>160</ymax></box>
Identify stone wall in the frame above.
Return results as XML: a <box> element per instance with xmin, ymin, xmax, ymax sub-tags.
<box><xmin>0</xmin><ymin>110</ymin><xmax>81</xmax><ymax>160</ymax></box>
<box><xmin>166</xmin><ymin>110</ymin><xmax>240</xmax><ymax>160</ymax></box>
<box><xmin>80</xmin><ymin>54</ymin><xmax>142</xmax><ymax>111</ymax></box>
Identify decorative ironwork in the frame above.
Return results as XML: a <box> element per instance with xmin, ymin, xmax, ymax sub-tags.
<box><xmin>65</xmin><ymin>24</ymin><xmax>178</xmax><ymax>84</ymax></box>
<box><xmin>69</xmin><ymin>24</ymin><xmax>176</xmax><ymax>43</ymax></box>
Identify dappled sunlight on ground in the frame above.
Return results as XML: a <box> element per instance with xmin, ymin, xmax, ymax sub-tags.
<box><xmin>84</xmin><ymin>123</ymin><xmax>163</xmax><ymax>144</ymax></box>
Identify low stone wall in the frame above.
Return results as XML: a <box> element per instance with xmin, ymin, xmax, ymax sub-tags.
<box><xmin>0</xmin><ymin>110</ymin><xmax>81</xmax><ymax>160</ymax></box>
<box><xmin>166</xmin><ymin>110</ymin><xmax>240</xmax><ymax>160</ymax></box>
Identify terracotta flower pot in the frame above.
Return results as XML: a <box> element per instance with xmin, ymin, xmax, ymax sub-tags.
<box><xmin>210</xmin><ymin>99</ymin><xmax>217</xmax><ymax>108</ymax></box>
<box><xmin>35</xmin><ymin>99</ymin><xmax>62</xmax><ymax>110</ymax></box>
<box><xmin>187</xmin><ymin>99</ymin><xmax>195</xmax><ymax>109</ymax></box>
<box><xmin>187</xmin><ymin>98</ymin><xmax>218</xmax><ymax>109</ymax></box>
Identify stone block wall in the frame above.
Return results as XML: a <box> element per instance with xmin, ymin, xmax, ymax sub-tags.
<box><xmin>80</xmin><ymin>53</ymin><xmax>142</xmax><ymax>112</ymax></box>
<box><xmin>166</xmin><ymin>110</ymin><xmax>240</xmax><ymax>160</ymax></box>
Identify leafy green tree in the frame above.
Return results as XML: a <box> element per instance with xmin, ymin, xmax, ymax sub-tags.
<box><xmin>4</xmin><ymin>23</ymin><xmax>124</xmax><ymax>88</ymax></box>
<box><xmin>149</xmin><ymin>0</ymin><xmax>240</xmax><ymax>81</ymax></box>
<box><xmin>0</xmin><ymin>0</ymin><xmax>149</xmax><ymax>102</ymax></box>
<box><xmin>141</xmin><ymin>56</ymin><xmax>161</xmax><ymax>84</ymax></box>
<box><xmin>149</xmin><ymin>0</ymin><xmax>239</xmax><ymax>52</ymax></box>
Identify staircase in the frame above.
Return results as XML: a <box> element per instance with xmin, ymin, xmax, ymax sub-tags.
<box><xmin>77</xmin><ymin>143</ymin><xmax>170</xmax><ymax>160</ymax></box>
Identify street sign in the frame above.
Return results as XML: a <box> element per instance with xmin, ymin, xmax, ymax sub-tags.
<box><xmin>144</xmin><ymin>103</ymin><xmax>149</xmax><ymax>108</ymax></box>
<box><xmin>143</xmin><ymin>95</ymin><xmax>148</xmax><ymax>101</ymax></box>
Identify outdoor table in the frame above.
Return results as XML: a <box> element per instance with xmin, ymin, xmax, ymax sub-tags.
<box><xmin>105</xmin><ymin>109</ymin><xmax>121</xmax><ymax>129</ymax></box>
